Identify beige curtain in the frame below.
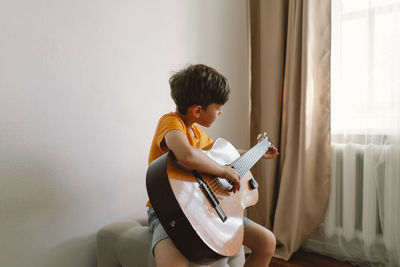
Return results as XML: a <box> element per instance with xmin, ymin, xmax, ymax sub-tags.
<box><xmin>248</xmin><ymin>0</ymin><xmax>331</xmax><ymax>260</ymax></box>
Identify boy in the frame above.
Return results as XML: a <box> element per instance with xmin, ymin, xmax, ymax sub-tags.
<box><xmin>147</xmin><ymin>64</ymin><xmax>278</xmax><ymax>267</ymax></box>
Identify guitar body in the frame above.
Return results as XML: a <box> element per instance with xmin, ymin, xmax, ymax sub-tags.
<box><xmin>146</xmin><ymin>138</ymin><xmax>260</xmax><ymax>264</ymax></box>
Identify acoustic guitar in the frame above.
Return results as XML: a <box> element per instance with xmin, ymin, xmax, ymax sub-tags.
<box><xmin>146</xmin><ymin>133</ymin><xmax>271</xmax><ymax>264</ymax></box>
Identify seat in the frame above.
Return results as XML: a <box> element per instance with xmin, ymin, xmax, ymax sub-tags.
<box><xmin>96</xmin><ymin>217</ymin><xmax>245</xmax><ymax>267</ymax></box>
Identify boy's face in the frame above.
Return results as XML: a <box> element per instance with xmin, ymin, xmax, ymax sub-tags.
<box><xmin>197</xmin><ymin>103</ymin><xmax>223</xmax><ymax>127</ymax></box>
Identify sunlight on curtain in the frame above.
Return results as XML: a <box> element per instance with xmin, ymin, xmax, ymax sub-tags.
<box><xmin>303</xmin><ymin>0</ymin><xmax>400</xmax><ymax>266</ymax></box>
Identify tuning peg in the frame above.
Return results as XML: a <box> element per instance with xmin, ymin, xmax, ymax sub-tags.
<box><xmin>257</xmin><ymin>132</ymin><xmax>267</xmax><ymax>141</ymax></box>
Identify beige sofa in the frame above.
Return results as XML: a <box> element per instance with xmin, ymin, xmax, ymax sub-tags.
<box><xmin>96</xmin><ymin>217</ymin><xmax>245</xmax><ymax>267</ymax></box>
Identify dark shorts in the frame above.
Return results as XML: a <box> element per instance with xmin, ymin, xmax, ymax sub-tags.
<box><xmin>147</xmin><ymin>206</ymin><xmax>253</xmax><ymax>255</ymax></box>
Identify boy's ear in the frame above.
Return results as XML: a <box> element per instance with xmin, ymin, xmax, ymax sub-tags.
<box><xmin>192</xmin><ymin>105</ymin><xmax>202</xmax><ymax>118</ymax></box>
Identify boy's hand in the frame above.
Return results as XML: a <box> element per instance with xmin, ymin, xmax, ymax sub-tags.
<box><xmin>262</xmin><ymin>145</ymin><xmax>279</xmax><ymax>160</ymax></box>
<box><xmin>221</xmin><ymin>165</ymin><xmax>241</xmax><ymax>193</ymax></box>
<box><xmin>256</xmin><ymin>133</ymin><xmax>279</xmax><ymax>160</ymax></box>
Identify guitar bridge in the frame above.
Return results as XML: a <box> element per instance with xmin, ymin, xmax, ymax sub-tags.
<box><xmin>192</xmin><ymin>171</ymin><xmax>227</xmax><ymax>222</ymax></box>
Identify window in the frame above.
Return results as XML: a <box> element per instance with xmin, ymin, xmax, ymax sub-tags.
<box><xmin>331</xmin><ymin>0</ymin><xmax>400</xmax><ymax>136</ymax></box>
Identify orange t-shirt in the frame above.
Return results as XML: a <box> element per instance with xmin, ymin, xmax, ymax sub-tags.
<box><xmin>146</xmin><ymin>112</ymin><xmax>213</xmax><ymax>207</ymax></box>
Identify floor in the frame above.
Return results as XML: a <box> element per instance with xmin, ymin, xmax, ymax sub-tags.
<box><xmin>269</xmin><ymin>250</ymin><xmax>355</xmax><ymax>267</ymax></box>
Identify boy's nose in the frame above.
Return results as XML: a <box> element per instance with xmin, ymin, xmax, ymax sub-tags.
<box><xmin>218</xmin><ymin>110</ymin><xmax>222</xmax><ymax>116</ymax></box>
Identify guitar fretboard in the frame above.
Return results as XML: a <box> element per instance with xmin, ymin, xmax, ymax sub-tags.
<box><xmin>231</xmin><ymin>138</ymin><xmax>271</xmax><ymax>177</ymax></box>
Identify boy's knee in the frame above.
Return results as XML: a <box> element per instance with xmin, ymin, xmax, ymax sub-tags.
<box><xmin>266</xmin><ymin>230</ymin><xmax>276</xmax><ymax>255</ymax></box>
<box><xmin>260</xmin><ymin>229</ymin><xmax>276</xmax><ymax>256</ymax></box>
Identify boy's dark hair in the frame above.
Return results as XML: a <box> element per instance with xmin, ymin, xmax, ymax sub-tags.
<box><xmin>169</xmin><ymin>64</ymin><xmax>230</xmax><ymax>114</ymax></box>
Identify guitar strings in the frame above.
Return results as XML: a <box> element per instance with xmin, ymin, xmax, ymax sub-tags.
<box><xmin>207</xmin><ymin>178</ymin><xmax>231</xmax><ymax>195</ymax></box>
<box><xmin>206</xmin><ymin>178</ymin><xmax>224</xmax><ymax>190</ymax></box>
<box><xmin>208</xmin><ymin>179</ymin><xmax>225</xmax><ymax>191</ymax></box>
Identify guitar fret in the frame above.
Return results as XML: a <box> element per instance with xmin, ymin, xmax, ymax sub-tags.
<box><xmin>232</xmin><ymin>139</ymin><xmax>270</xmax><ymax>177</ymax></box>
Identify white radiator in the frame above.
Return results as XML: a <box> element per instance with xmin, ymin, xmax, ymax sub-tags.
<box><xmin>304</xmin><ymin>142</ymin><xmax>400</xmax><ymax>266</ymax></box>
<box><xmin>324</xmin><ymin>143</ymin><xmax>386</xmax><ymax>245</ymax></box>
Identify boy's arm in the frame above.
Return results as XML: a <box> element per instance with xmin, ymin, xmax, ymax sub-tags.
<box><xmin>164</xmin><ymin>130</ymin><xmax>241</xmax><ymax>193</ymax></box>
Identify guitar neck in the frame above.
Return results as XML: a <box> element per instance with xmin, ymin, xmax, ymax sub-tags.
<box><xmin>231</xmin><ymin>138</ymin><xmax>271</xmax><ymax>177</ymax></box>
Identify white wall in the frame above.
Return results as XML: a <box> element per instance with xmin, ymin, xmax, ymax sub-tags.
<box><xmin>0</xmin><ymin>1</ymin><xmax>249</xmax><ymax>266</ymax></box>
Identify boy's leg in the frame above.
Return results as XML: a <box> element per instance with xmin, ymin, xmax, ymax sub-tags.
<box><xmin>154</xmin><ymin>238</ymin><xmax>189</xmax><ymax>267</ymax></box>
<box><xmin>243</xmin><ymin>221</ymin><xmax>276</xmax><ymax>267</ymax></box>
<box><xmin>148</xmin><ymin>207</ymin><xmax>189</xmax><ymax>267</ymax></box>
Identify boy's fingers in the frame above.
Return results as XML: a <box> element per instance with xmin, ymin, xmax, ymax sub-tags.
<box><xmin>228</xmin><ymin>178</ymin><xmax>240</xmax><ymax>192</ymax></box>
<box><xmin>224</xmin><ymin>165</ymin><xmax>241</xmax><ymax>192</ymax></box>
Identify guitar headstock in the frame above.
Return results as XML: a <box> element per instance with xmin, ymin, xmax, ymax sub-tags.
<box><xmin>256</xmin><ymin>132</ymin><xmax>267</xmax><ymax>141</ymax></box>
<box><xmin>256</xmin><ymin>132</ymin><xmax>272</xmax><ymax>147</ymax></box>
